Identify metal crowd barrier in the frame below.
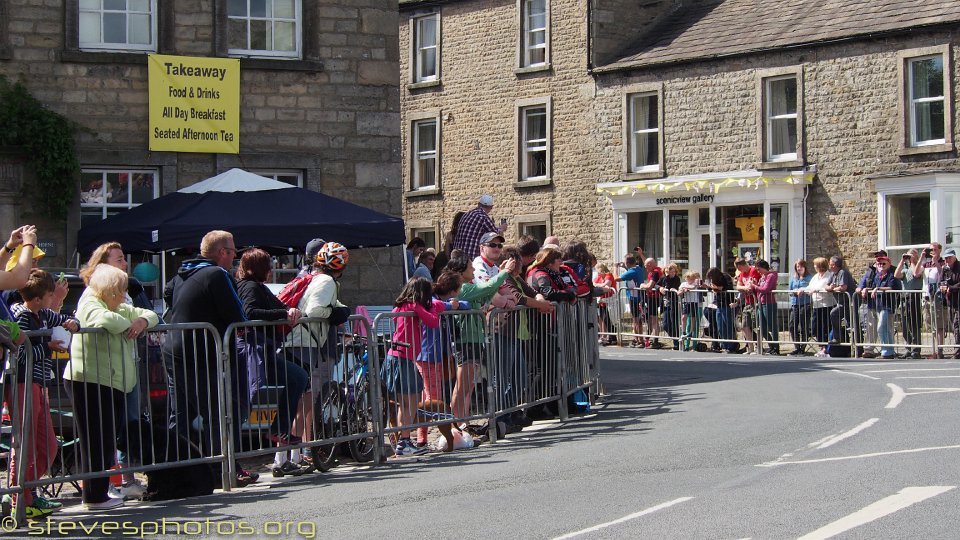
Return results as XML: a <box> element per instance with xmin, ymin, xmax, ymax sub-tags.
<box><xmin>6</xmin><ymin>323</ymin><xmax>225</xmax><ymax>525</ymax></box>
<box><xmin>222</xmin><ymin>315</ymin><xmax>383</xmax><ymax>482</ymax></box>
<box><xmin>3</xmin><ymin>302</ymin><xmax>599</xmax><ymax>526</ymax></box>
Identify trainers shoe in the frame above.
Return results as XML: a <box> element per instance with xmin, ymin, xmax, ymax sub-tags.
<box><xmin>31</xmin><ymin>495</ymin><xmax>63</xmax><ymax>513</ymax></box>
<box><xmin>395</xmin><ymin>438</ymin><xmax>428</xmax><ymax>457</ymax></box>
<box><xmin>236</xmin><ymin>467</ymin><xmax>260</xmax><ymax>487</ymax></box>
<box><xmin>117</xmin><ymin>480</ymin><xmax>146</xmax><ymax>500</ymax></box>
<box><xmin>272</xmin><ymin>461</ymin><xmax>306</xmax><ymax>478</ymax></box>
<box><xmin>83</xmin><ymin>497</ymin><xmax>124</xmax><ymax>510</ymax></box>
<box><xmin>24</xmin><ymin>505</ymin><xmax>55</xmax><ymax>519</ymax></box>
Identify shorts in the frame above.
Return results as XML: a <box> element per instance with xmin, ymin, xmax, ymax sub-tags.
<box><xmin>628</xmin><ymin>296</ymin><xmax>642</xmax><ymax>318</ymax></box>
<box><xmin>380</xmin><ymin>354</ymin><xmax>423</xmax><ymax>397</ymax></box>
<box><xmin>644</xmin><ymin>296</ymin><xmax>660</xmax><ymax>317</ymax></box>
<box><xmin>740</xmin><ymin>303</ymin><xmax>756</xmax><ymax>330</ymax></box>
<box><xmin>682</xmin><ymin>303</ymin><xmax>698</xmax><ymax>316</ymax></box>
<box><xmin>454</xmin><ymin>343</ymin><xmax>486</xmax><ymax>366</ymax></box>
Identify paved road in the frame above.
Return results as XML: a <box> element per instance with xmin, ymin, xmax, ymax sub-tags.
<box><xmin>28</xmin><ymin>349</ymin><xmax>960</xmax><ymax>539</ymax></box>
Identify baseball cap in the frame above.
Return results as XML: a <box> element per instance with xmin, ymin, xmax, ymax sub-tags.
<box><xmin>478</xmin><ymin>194</ymin><xmax>494</xmax><ymax>207</ymax></box>
<box><xmin>304</xmin><ymin>238</ymin><xmax>325</xmax><ymax>261</ymax></box>
<box><xmin>944</xmin><ymin>248</ymin><xmax>957</xmax><ymax>258</ymax></box>
<box><xmin>479</xmin><ymin>231</ymin><xmax>505</xmax><ymax>245</ymax></box>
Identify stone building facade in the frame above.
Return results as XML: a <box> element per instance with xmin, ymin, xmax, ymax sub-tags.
<box><xmin>400</xmin><ymin>0</ymin><xmax>960</xmax><ymax>279</ymax></box>
<box><xmin>0</xmin><ymin>0</ymin><xmax>402</xmax><ymax>305</ymax></box>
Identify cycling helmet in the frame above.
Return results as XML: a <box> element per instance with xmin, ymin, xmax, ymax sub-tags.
<box><xmin>316</xmin><ymin>242</ymin><xmax>349</xmax><ymax>271</ymax></box>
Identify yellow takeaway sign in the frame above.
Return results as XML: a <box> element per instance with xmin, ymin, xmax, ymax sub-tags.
<box><xmin>148</xmin><ymin>54</ymin><xmax>240</xmax><ymax>154</ymax></box>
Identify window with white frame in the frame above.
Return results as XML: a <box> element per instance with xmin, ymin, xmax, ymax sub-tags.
<box><xmin>629</xmin><ymin>92</ymin><xmax>660</xmax><ymax>172</ymax></box>
<box><xmin>519</xmin><ymin>221</ymin><xmax>547</xmax><ymax>243</ymax></box>
<box><xmin>412</xmin><ymin>13</ymin><xmax>439</xmax><ymax>83</ymax></box>
<box><xmin>79</xmin><ymin>0</ymin><xmax>157</xmax><ymax>51</ymax></box>
<box><xmin>251</xmin><ymin>169</ymin><xmax>303</xmax><ymax>187</ymax></box>
<box><xmin>876</xmin><ymin>173</ymin><xmax>960</xmax><ymax>256</ymax></box>
<box><xmin>907</xmin><ymin>54</ymin><xmax>946</xmax><ymax>146</ymax></box>
<box><xmin>520</xmin><ymin>0</ymin><xmax>547</xmax><ymax>68</ymax></box>
<box><xmin>764</xmin><ymin>75</ymin><xmax>798</xmax><ymax>161</ymax></box>
<box><xmin>412</xmin><ymin>119</ymin><xmax>438</xmax><ymax>190</ymax></box>
<box><xmin>227</xmin><ymin>0</ymin><xmax>301</xmax><ymax>58</ymax></box>
<box><xmin>80</xmin><ymin>169</ymin><xmax>159</xmax><ymax>229</ymax></box>
<box><xmin>520</xmin><ymin>104</ymin><xmax>548</xmax><ymax>181</ymax></box>
<box><xmin>410</xmin><ymin>227</ymin><xmax>438</xmax><ymax>251</ymax></box>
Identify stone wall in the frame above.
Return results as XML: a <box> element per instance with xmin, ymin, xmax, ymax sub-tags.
<box><xmin>401</xmin><ymin>0</ymin><xmax>960</xmax><ymax>270</ymax></box>
<box><xmin>400</xmin><ymin>0</ymin><xmax>611</xmax><ymax>258</ymax></box>
<box><xmin>0</xmin><ymin>0</ymin><xmax>402</xmax><ymax>305</ymax></box>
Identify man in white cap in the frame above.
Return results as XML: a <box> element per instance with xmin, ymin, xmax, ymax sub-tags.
<box><xmin>939</xmin><ymin>248</ymin><xmax>960</xmax><ymax>358</ymax></box>
<box><xmin>453</xmin><ymin>194</ymin><xmax>504</xmax><ymax>260</ymax></box>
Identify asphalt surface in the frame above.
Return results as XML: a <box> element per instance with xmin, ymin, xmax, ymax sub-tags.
<box><xmin>15</xmin><ymin>347</ymin><xmax>960</xmax><ymax>539</ymax></box>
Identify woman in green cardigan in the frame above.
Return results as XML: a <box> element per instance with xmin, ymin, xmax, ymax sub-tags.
<box><xmin>65</xmin><ymin>263</ymin><xmax>159</xmax><ymax>510</ymax></box>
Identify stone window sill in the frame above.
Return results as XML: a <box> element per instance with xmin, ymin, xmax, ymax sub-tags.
<box><xmin>515</xmin><ymin>63</ymin><xmax>552</xmax><ymax>76</ymax></box>
<box><xmin>757</xmin><ymin>159</ymin><xmax>804</xmax><ymax>170</ymax></box>
<box><xmin>404</xmin><ymin>187</ymin><xmax>441</xmax><ymax>198</ymax></box>
<box><xmin>515</xmin><ymin>178</ymin><xmax>552</xmax><ymax>188</ymax></box>
<box><xmin>60</xmin><ymin>50</ymin><xmax>148</xmax><ymax>64</ymax></box>
<box><xmin>899</xmin><ymin>143</ymin><xmax>954</xmax><ymax>157</ymax></box>
<box><xmin>407</xmin><ymin>80</ymin><xmax>441</xmax><ymax>91</ymax></box>
<box><xmin>621</xmin><ymin>170</ymin><xmax>665</xmax><ymax>181</ymax></box>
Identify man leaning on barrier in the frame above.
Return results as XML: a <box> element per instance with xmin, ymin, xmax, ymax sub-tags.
<box><xmin>163</xmin><ymin>230</ymin><xmax>258</xmax><ymax>487</ymax></box>
<box><xmin>939</xmin><ymin>248</ymin><xmax>960</xmax><ymax>359</ymax></box>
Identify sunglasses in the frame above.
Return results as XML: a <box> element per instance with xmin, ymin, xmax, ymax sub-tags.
<box><xmin>484</xmin><ymin>242</ymin><xmax>503</xmax><ymax>249</ymax></box>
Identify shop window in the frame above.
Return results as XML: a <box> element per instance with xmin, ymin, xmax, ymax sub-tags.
<box><xmin>627</xmin><ymin>211</ymin><xmax>663</xmax><ymax>265</ymax></box>
<box><xmin>412</xmin><ymin>118</ymin><xmax>439</xmax><ymax>190</ymax></box>
<box><xmin>250</xmin><ymin>169</ymin><xmax>303</xmax><ymax>187</ymax></box>
<box><xmin>628</xmin><ymin>92</ymin><xmax>660</xmax><ymax>173</ymax></box>
<box><xmin>518</xmin><ymin>98</ymin><xmax>551</xmax><ymax>183</ymax></box>
<box><xmin>519</xmin><ymin>0</ymin><xmax>548</xmax><ymax>69</ymax></box>
<box><xmin>412</xmin><ymin>13</ymin><xmax>439</xmax><ymax>84</ymax></box>
<box><xmin>886</xmin><ymin>192</ymin><xmax>931</xmax><ymax>247</ymax></box>
<box><xmin>80</xmin><ymin>168</ymin><xmax>159</xmax><ymax>229</ymax></box>
<box><xmin>764</xmin><ymin>75</ymin><xmax>798</xmax><ymax>162</ymax></box>
<box><xmin>226</xmin><ymin>0</ymin><xmax>301</xmax><ymax>58</ymax></box>
<box><xmin>78</xmin><ymin>0</ymin><xmax>157</xmax><ymax>52</ymax></box>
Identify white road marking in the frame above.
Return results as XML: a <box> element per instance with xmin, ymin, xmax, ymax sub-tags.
<box><xmin>896</xmin><ymin>375</ymin><xmax>960</xmax><ymax>379</ymax></box>
<box><xmin>864</xmin><ymin>368</ymin><xmax>959</xmax><ymax>373</ymax></box>
<box><xmin>831</xmin><ymin>369</ymin><xmax>879</xmax><ymax>380</ymax></box>
<box><xmin>551</xmin><ymin>497</ymin><xmax>694</xmax><ymax>539</ymax></box>
<box><xmin>814</xmin><ymin>418</ymin><xmax>879</xmax><ymax>449</ymax></box>
<box><xmin>796</xmin><ymin>486</ymin><xmax>955</xmax><ymax>540</ymax></box>
<box><xmin>822</xmin><ymin>362</ymin><xmax>953</xmax><ymax>368</ymax></box>
<box><xmin>885</xmin><ymin>383</ymin><xmax>905</xmax><ymax>409</ymax></box>
<box><xmin>757</xmin><ymin>445</ymin><xmax>960</xmax><ymax>467</ymax></box>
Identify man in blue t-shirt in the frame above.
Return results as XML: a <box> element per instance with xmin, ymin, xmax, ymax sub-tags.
<box><xmin>616</xmin><ymin>255</ymin><xmax>646</xmax><ymax>346</ymax></box>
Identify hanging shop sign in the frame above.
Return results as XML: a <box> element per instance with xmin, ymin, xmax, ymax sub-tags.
<box><xmin>148</xmin><ymin>54</ymin><xmax>240</xmax><ymax>154</ymax></box>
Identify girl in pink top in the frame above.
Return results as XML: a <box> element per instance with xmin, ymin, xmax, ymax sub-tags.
<box><xmin>381</xmin><ymin>277</ymin><xmax>445</xmax><ymax>456</ymax></box>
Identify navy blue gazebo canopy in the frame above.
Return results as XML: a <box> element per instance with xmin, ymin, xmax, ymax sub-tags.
<box><xmin>77</xmin><ymin>169</ymin><xmax>405</xmax><ymax>255</ymax></box>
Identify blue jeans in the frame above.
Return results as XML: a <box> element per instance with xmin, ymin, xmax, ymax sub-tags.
<box><xmin>716</xmin><ymin>306</ymin><xmax>737</xmax><ymax>351</ymax></box>
<box><xmin>265</xmin><ymin>358</ymin><xmax>309</xmax><ymax>436</ymax></box>
<box><xmin>877</xmin><ymin>309</ymin><xmax>895</xmax><ymax>357</ymax></box>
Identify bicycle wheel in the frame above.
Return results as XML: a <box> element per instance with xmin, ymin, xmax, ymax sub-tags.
<box><xmin>310</xmin><ymin>382</ymin><xmax>342</xmax><ymax>472</ymax></box>
<box><xmin>347</xmin><ymin>376</ymin><xmax>384</xmax><ymax>463</ymax></box>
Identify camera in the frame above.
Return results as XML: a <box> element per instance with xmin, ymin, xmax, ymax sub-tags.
<box><xmin>923</xmin><ymin>248</ymin><xmax>932</xmax><ymax>256</ymax></box>
<box><xmin>902</xmin><ymin>253</ymin><xmax>911</xmax><ymax>260</ymax></box>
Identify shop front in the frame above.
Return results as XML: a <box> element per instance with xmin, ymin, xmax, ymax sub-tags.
<box><xmin>598</xmin><ymin>170</ymin><xmax>813</xmax><ymax>283</ymax></box>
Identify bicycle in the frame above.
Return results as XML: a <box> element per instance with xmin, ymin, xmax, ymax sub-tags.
<box><xmin>310</xmin><ymin>334</ymin><xmax>386</xmax><ymax>470</ymax></box>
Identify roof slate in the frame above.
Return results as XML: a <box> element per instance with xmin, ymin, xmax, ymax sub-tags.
<box><xmin>600</xmin><ymin>0</ymin><xmax>960</xmax><ymax>71</ymax></box>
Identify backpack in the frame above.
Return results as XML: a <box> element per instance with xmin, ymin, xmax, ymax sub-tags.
<box><xmin>559</xmin><ymin>264</ymin><xmax>592</xmax><ymax>298</ymax></box>
<box><xmin>276</xmin><ymin>273</ymin><xmax>315</xmax><ymax>334</ymax></box>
